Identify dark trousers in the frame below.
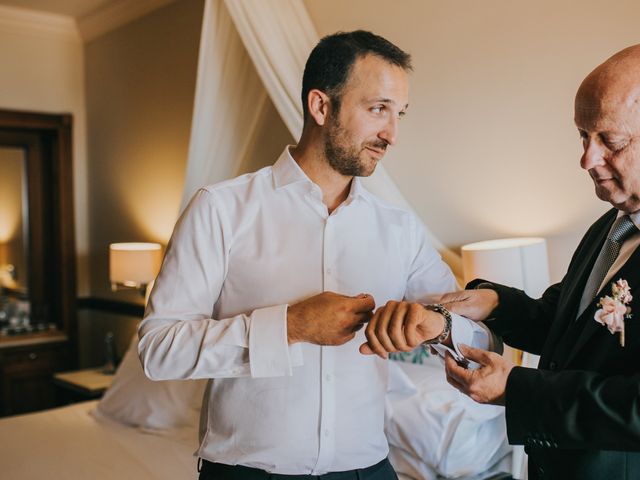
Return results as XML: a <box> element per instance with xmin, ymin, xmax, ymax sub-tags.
<box><xmin>198</xmin><ymin>457</ymin><xmax>398</xmax><ymax>480</ymax></box>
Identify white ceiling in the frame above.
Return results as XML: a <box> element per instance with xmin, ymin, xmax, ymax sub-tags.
<box><xmin>0</xmin><ymin>0</ymin><xmax>114</xmax><ymax>18</ymax></box>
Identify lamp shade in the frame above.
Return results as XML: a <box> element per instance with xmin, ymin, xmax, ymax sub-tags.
<box><xmin>461</xmin><ymin>237</ymin><xmax>550</xmax><ymax>298</ymax></box>
<box><xmin>109</xmin><ymin>243</ymin><xmax>162</xmax><ymax>287</ymax></box>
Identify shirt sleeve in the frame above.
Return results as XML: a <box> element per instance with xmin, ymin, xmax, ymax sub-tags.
<box><xmin>431</xmin><ymin>313</ymin><xmax>503</xmax><ymax>369</ymax></box>
<box><xmin>138</xmin><ymin>189</ymin><xmax>302</xmax><ymax>381</ymax></box>
<box><xmin>403</xmin><ymin>213</ymin><xmax>459</xmax><ymax>302</ymax></box>
<box><xmin>401</xmin><ymin>215</ymin><xmax>502</xmax><ymax>366</ymax></box>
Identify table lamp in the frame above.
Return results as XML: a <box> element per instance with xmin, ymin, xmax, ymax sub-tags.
<box><xmin>109</xmin><ymin>242</ymin><xmax>162</xmax><ymax>297</ymax></box>
<box><xmin>461</xmin><ymin>236</ymin><xmax>549</xmax><ymax>480</ymax></box>
<box><xmin>461</xmin><ymin>237</ymin><xmax>550</xmax><ymax>298</ymax></box>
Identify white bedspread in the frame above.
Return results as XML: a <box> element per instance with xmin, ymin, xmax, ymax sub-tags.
<box><xmin>0</xmin><ymin>401</ymin><xmax>198</xmax><ymax>480</ymax></box>
<box><xmin>0</xmin><ymin>360</ymin><xmax>510</xmax><ymax>480</ymax></box>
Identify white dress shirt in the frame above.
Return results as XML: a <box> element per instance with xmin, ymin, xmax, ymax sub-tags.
<box><xmin>138</xmin><ymin>147</ymin><xmax>490</xmax><ymax>475</ymax></box>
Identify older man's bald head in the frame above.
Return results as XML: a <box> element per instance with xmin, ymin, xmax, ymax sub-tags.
<box><xmin>575</xmin><ymin>44</ymin><xmax>640</xmax><ymax>214</ymax></box>
<box><xmin>576</xmin><ymin>44</ymin><xmax>640</xmax><ymax>115</ymax></box>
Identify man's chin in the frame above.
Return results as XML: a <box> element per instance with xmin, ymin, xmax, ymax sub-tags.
<box><xmin>357</xmin><ymin>162</ymin><xmax>379</xmax><ymax>177</ymax></box>
<box><xmin>597</xmin><ymin>188</ymin><xmax>639</xmax><ymax>213</ymax></box>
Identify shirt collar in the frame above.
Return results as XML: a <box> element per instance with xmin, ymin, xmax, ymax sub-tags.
<box><xmin>272</xmin><ymin>146</ymin><xmax>312</xmax><ymax>189</ymax></box>
<box><xmin>272</xmin><ymin>145</ymin><xmax>368</xmax><ymax>202</ymax></box>
<box><xmin>348</xmin><ymin>175</ymin><xmax>367</xmax><ymax>202</ymax></box>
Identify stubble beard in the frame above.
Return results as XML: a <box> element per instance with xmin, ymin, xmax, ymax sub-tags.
<box><xmin>324</xmin><ymin>118</ymin><xmax>385</xmax><ymax>178</ymax></box>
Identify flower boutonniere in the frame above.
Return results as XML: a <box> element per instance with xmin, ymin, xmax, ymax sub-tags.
<box><xmin>594</xmin><ymin>278</ymin><xmax>633</xmax><ymax>347</ymax></box>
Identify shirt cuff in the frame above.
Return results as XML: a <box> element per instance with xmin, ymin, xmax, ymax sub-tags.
<box><xmin>249</xmin><ymin>304</ymin><xmax>293</xmax><ymax>378</ymax></box>
<box><xmin>431</xmin><ymin>313</ymin><xmax>502</xmax><ymax>369</ymax></box>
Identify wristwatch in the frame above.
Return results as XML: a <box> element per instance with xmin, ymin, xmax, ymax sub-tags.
<box><xmin>422</xmin><ymin>303</ymin><xmax>452</xmax><ymax>345</ymax></box>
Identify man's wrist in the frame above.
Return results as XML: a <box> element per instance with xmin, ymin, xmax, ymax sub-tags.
<box><xmin>286</xmin><ymin>305</ymin><xmax>302</xmax><ymax>344</ymax></box>
<box><xmin>472</xmin><ymin>282</ymin><xmax>500</xmax><ymax>319</ymax></box>
<box><xmin>422</xmin><ymin>304</ymin><xmax>452</xmax><ymax>345</ymax></box>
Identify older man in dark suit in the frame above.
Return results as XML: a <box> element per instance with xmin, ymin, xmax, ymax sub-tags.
<box><xmin>360</xmin><ymin>45</ymin><xmax>640</xmax><ymax>479</ymax></box>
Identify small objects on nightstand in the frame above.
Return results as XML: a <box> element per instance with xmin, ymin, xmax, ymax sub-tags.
<box><xmin>103</xmin><ymin>332</ymin><xmax>117</xmax><ymax>374</ymax></box>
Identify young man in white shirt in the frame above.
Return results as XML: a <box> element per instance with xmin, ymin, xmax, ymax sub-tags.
<box><xmin>139</xmin><ymin>30</ymin><xmax>491</xmax><ymax>480</ymax></box>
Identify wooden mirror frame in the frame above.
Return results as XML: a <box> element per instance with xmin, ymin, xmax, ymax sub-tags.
<box><xmin>0</xmin><ymin>109</ymin><xmax>76</xmax><ymax>351</ymax></box>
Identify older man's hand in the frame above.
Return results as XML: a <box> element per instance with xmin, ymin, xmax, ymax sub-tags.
<box><xmin>438</xmin><ymin>289</ymin><xmax>499</xmax><ymax>322</ymax></box>
<box><xmin>359</xmin><ymin>301</ymin><xmax>448</xmax><ymax>358</ymax></box>
<box><xmin>444</xmin><ymin>344</ymin><xmax>515</xmax><ymax>406</ymax></box>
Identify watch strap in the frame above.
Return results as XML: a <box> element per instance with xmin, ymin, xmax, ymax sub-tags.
<box><xmin>422</xmin><ymin>303</ymin><xmax>452</xmax><ymax>345</ymax></box>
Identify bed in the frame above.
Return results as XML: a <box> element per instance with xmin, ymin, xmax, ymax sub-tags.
<box><xmin>0</xmin><ymin>400</ymin><xmax>197</xmax><ymax>479</ymax></box>
<box><xmin>0</xmin><ymin>337</ymin><xmax>513</xmax><ymax>480</ymax></box>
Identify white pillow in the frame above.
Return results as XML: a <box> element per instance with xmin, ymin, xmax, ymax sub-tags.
<box><xmin>385</xmin><ymin>361</ymin><xmax>511</xmax><ymax>479</ymax></box>
<box><xmin>94</xmin><ymin>336</ymin><xmax>207</xmax><ymax>431</ymax></box>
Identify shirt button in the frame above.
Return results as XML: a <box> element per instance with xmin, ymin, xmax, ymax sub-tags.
<box><xmin>324</xmin><ymin>429</ymin><xmax>330</xmax><ymax>437</ymax></box>
<box><xmin>325</xmin><ymin>373</ymin><xmax>332</xmax><ymax>382</ymax></box>
<box><xmin>549</xmin><ymin>361</ymin><xmax>557</xmax><ymax>371</ymax></box>
<box><xmin>326</xmin><ymin>268</ymin><xmax>332</xmax><ymax>275</ymax></box>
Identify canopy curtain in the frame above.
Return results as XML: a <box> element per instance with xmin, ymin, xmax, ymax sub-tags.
<box><xmin>182</xmin><ymin>0</ymin><xmax>463</xmax><ymax>277</ymax></box>
<box><xmin>179</xmin><ymin>0</ymin><xmax>268</xmax><ymax>210</ymax></box>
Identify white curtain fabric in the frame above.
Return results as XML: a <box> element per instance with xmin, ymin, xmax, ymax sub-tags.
<box><xmin>223</xmin><ymin>0</ymin><xmax>314</xmax><ymax>139</ymax></box>
<box><xmin>180</xmin><ymin>0</ymin><xmax>268</xmax><ymax>210</ymax></box>
<box><xmin>182</xmin><ymin>0</ymin><xmax>462</xmax><ymax>272</ymax></box>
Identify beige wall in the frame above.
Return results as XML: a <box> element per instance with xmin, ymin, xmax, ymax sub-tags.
<box><xmin>83</xmin><ymin>0</ymin><xmax>292</xmax><ymax>306</ymax></box>
<box><xmin>85</xmin><ymin>0</ymin><xmax>204</xmax><ymax>304</ymax></box>
<box><xmin>304</xmin><ymin>0</ymin><xmax>640</xmax><ymax>282</ymax></box>
<box><xmin>0</xmin><ymin>17</ymin><xmax>89</xmax><ymax>294</ymax></box>
<box><xmin>77</xmin><ymin>0</ymin><xmax>294</xmax><ymax>366</ymax></box>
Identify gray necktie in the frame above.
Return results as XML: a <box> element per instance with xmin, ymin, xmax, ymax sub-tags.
<box><xmin>582</xmin><ymin>215</ymin><xmax>638</xmax><ymax>305</ymax></box>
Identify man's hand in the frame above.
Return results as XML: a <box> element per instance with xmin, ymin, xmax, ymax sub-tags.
<box><xmin>444</xmin><ymin>344</ymin><xmax>514</xmax><ymax>405</ymax></box>
<box><xmin>287</xmin><ymin>292</ymin><xmax>375</xmax><ymax>346</ymax></box>
<box><xmin>358</xmin><ymin>301</ymin><xmax>448</xmax><ymax>359</ymax></box>
<box><xmin>438</xmin><ymin>289</ymin><xmax>499</xmax><ymax>322</ymax></box>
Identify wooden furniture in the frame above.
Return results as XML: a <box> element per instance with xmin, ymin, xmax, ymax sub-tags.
<box><xmin>54</xmin><ymin>367</ymin><xmax>114</xmax><ymax>402</ymax></box>
<box><xmin>0</xmin><ymin>331</ymin><xmax>68</xmax><ymax>416</ymax></box>
<box><xmin>0</xmin><ymin>110</ymin><xmax>77</xmax><ymax>416</ymax></box>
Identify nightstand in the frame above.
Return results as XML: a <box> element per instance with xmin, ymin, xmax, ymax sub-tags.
<box><xmin>0</xmin><ymin>333</ymin><xmax>69</xmax><ymax>416</ymax></box>
<box><xmin>53</xmin><ymin>367</ymin><xmax>114</xmax><ymax>402</ymax></box>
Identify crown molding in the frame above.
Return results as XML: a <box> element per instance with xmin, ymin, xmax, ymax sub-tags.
<box><xmin>0</xmin><ymin>4</ymin><xmax>79</xmax><ymax>40</ymax></box>
<box><xmin>78</xmin><ymin>0</ymin><xmax>177</xmax><ymax>42</ymax></box>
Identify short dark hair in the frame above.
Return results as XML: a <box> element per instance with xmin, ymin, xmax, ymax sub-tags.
<box><xmin>301</xmin><ymin>30</ymin><xmax>412</xmax><ymax>123</ymax></box>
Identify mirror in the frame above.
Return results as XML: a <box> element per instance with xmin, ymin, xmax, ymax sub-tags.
<box><xmin>0</xmin><ymin>110</ymin><xmax>76</xmax><ymax>342</ymax></box>
<box><xmin>0</xmin><ymin>147</ymin><xmax>29</xmax><ymax>294</ymax></box>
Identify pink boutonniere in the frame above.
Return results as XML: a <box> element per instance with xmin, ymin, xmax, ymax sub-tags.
<box><xmin>594</xmin><ymin>279</ymin><xmax>633</xmax><ymax>347</ymax></box>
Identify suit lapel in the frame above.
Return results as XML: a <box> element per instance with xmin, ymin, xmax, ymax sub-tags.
<box><xmin>542</xmin><ymin>214</ymin><xmax>614</xmax><ymax>359</ymax></box>
<box><xmin>564</xmin><ymin>240</ymin><xmax>640</xmax><ymax>366</ymax></box>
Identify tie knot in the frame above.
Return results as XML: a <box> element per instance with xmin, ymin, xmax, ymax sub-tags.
<box><xmin>609</xmin><ymin>215</ymin><xmax>638</xmax><ymax>244</ymax></box>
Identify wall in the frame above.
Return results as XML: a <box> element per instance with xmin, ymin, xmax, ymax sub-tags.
<box><xmin>0</xmin><ymin>7</ymin><xmax>89</xmax><ymax>294</ymax></box>
<box><xmin>304</xmin><ymin>0</ymin><xmax>640</xmax><ymax>283</ymax></box>
<box><xmin>84</xmin><ymin>0</ymin><xmax>204</xmax><ymax>304</ymax></box>
<box><xmin>77</xmin><ymin>0</ymin><xmax>204</xmax><ymax>365</ymax></box>
<box><xmin>80</xmin><ymin>0</ymin><xmax>291</xmax><ymax>365</ymax></box>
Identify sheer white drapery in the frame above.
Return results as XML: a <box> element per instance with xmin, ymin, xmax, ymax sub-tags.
<box><xmin>182</xmin><ymin>0</ymin><xmax>462</xmax><ymax>276</ymax></box>
<box><xmin>180</xmin><ymin>0</ymin><xmax>267</xmax><ymax>210</ymax></box>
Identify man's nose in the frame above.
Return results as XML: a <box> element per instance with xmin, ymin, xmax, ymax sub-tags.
<box><xmin>580</xmin><ymin>138</ymin><xmax>607</xmax><ymax>170</ymax></box>
<box><xmin>379</xmin><ymin>115</ymin><xmax>399</xmax><ymax>146</ymax></box>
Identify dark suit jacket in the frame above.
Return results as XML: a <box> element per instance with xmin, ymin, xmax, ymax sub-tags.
<box><xmin>468</xmin><ymin>208</ymin><xmax>640</xmax><ymax>480</ymax></box>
